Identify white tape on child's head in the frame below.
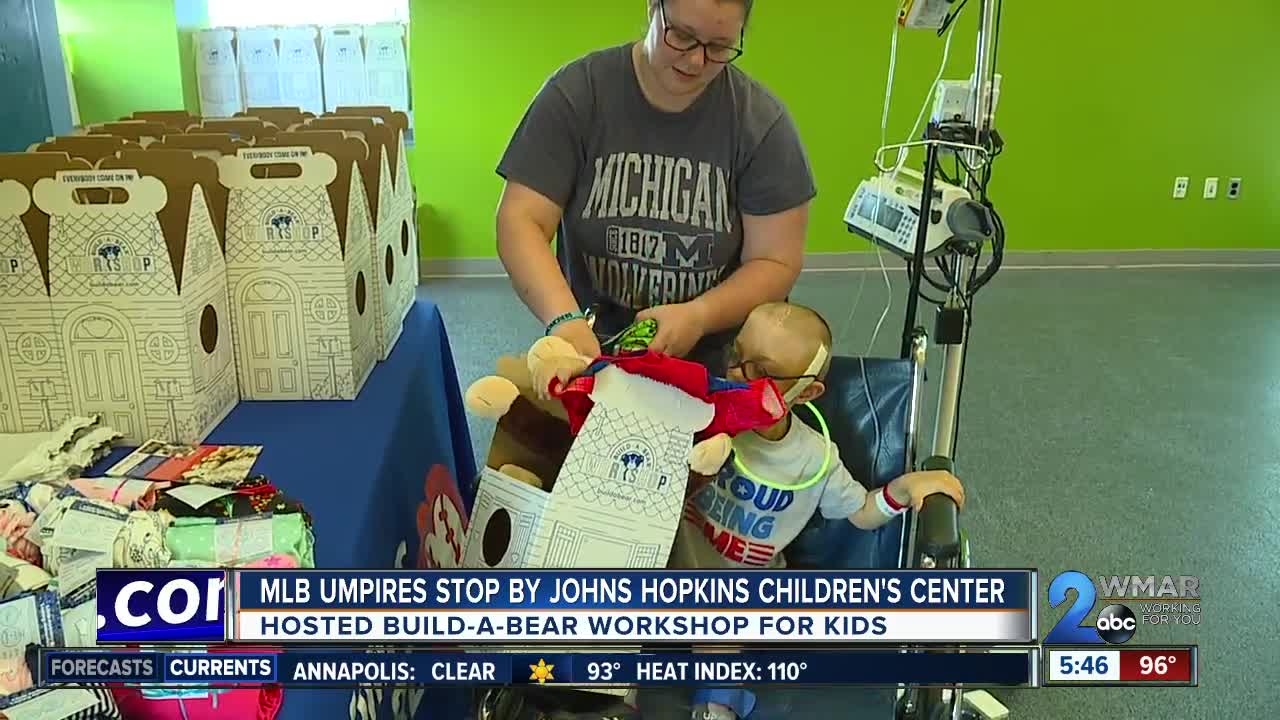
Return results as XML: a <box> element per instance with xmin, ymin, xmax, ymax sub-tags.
<box><xmin>782</xmin><ymin>343</ymin><xmax>829</xmax><ymax>403</ymax></box>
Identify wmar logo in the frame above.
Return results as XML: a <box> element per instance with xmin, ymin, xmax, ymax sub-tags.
<box><xmin>1046</xmin><ymin>571</ymin><xmax>1200</xmax><ymax>644</ymax></box>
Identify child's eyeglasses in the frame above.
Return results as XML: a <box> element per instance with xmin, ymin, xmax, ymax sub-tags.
<box><xmin>726</xmin><ymin>346</ymin><xmax>818</xmax><ymax>383</ymax></box>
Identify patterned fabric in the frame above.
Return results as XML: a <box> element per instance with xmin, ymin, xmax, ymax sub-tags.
<box><xmin>0</xmin><ymin>686</ymin><xmax>121</xmax><ymax>720</ymax></box>
<box><xmin>112</xmin><ymin>512</ymin><xmax>173</xmax><ymax>568</ymax></box>
<box><xmin>554</xmin><ymin>352</ymin><xmax>786</xmax><ymax>440</ymax></box>
<box><xmin>153</xmin><ymin>476</ymin><xmax>311</xmax><ymax>528</ymax></box>
<box><xmin>0</xmin><ymin>502</ymin><xmax>40</xmax><ymax>566</ymax></box>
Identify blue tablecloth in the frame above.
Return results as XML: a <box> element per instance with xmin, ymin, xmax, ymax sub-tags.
<box><xmin>93</xmin><ymin>299</ymin><xmax>478</xmax><ymax>720</ymax></box>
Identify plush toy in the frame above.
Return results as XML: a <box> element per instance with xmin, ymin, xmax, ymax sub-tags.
<box><xmin>464</xmin><ymin>329</ymin><xmax>787</xmax><ymax>490</ymax></box>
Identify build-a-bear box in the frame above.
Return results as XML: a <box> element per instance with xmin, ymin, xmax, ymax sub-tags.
<box><xmin>462</xmin><ymin>355</ymin><xmax>711</xmax><ymax>571</ymax></box>
<box><xmin>216</xmin><ymin>132</ymin><xmax>377</xmax><ymax>400</ymax></box>
<box><xmin>0</xmin><ymin>153</ymin><xmax>90</xmax><ymax>433</ymax></box>
<box><xmin>334</xmin><ymin>106</ymin><xmax>417</xmax><ymax>285</ymax></box>
<box><xmin>30</xmin><ymin>136</ymin><xmax>141</xmax><ymax>164</ymax></box>
<box><xmin>305</xmin><ymin>115</ymin><xmax>409</xmax><ymax>358</ymax></box>
<box><xmin>31</xmin><ymin>156</ymin><xmax>238</xmax><ymax>443</ymax></box>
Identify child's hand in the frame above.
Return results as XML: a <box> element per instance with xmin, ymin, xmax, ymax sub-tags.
<box><xmin>891</xmin><ymin>470</ymin><xmax>966</xmax><ymax>512</ymax></box>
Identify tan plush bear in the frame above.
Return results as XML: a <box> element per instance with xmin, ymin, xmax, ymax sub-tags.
<box><xmin>464</xmin><ymin>336</ymin><xmax>733</xmax><ymax>489</ymax></box>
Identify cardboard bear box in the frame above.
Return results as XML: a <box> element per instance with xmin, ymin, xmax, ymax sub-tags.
<box><xmin>462</xmin><ymin>355</ymin><xmax>709</xmax><ymax>572</ymax></box>
<box><xmin>7</xmin><ymin>152</ymin><xmax>240</xmax><ymax>443</ymax></box>
<box><xmin>216</xmin><ymin>131</ymin><xmax>377</xmax><ymax>401</ymax></box>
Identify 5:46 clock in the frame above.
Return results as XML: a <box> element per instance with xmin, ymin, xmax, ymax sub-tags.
<box><xmin>1048</xmin><ymin>650</ymin><xmax>1120</xmax><ymax>682</ymax></box>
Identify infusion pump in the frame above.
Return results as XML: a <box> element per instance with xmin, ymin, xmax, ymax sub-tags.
<box><xmin>844</xmin><ymin>170</ymin><xmax>972</xmax><ymax>258</ymax></box>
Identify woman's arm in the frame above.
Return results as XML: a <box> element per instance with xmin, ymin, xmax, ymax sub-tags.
<box><xmin>692</xmin><ymin>202</ymin><xmax>809</xmax><ymax>334</ymax></box>
<box><xmin>496</xmin><ymin>181</ymin><xmax>601</xmax><ymax>358</ymax></box>
<box><xmin>639</xmin><ymin>202</ymin><xmax>808</xmax><ymax>357</ymax></box>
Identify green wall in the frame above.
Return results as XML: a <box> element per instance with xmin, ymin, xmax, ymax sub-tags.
<box><xmin>55</xmin><ymin>0</ymin><xmax>186</xmax><ymax>125</ymax></box>
<box><xmin>46</xmin><ymin>1</ymin><xmax>1278</xmax><ymax>255</ymax></box>
<box><xmin>411</xmin><ymin>0</ymin><xmax>1278</xmax><ymax>257</ymax></box>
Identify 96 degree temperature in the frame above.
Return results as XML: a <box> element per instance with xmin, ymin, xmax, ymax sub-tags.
<box><xmin>768</xmin><ymin>661</ymin><xmax>808</xmax><ymax>682</ymax></box>
<box><xmin>1141</xmin><ymin>655</ymin><xmax>1176</xmax><ymax>676</ymax></box>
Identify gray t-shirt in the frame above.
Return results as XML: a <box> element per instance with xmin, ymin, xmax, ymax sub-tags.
<box><xmin>497</xmin><ymin>43</ymin><xmax>816</xmax><ymax>365</ymax></box>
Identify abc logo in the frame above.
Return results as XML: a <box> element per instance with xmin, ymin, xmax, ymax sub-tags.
<box><xmin>1096</xmin><ymin>604</ymin><xmax>1137</xmax><ymax>644</ymax></box>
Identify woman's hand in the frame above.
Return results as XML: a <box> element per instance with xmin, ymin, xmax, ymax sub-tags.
<box><xmin>549</xmin><ymin>318</ymin><xmax>602</xmax><ymax>361</ymax></box>
<box><xmin>889</xmin><ymin>470</ymin><xmax>966</xmax><ymax>512</ymax></box>
<box><xmin>637</xmin><ymin>300</ymin><xmax>710</xmax><ymax>358</ymax></box>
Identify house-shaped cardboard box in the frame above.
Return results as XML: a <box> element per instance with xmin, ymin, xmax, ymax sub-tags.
<box><xmin>216</xmin><ymin>132</ymin><xmax>377</xmax><ymax>400</ymax></box>
<box><xmin>86</xmin><ymin>121</ymin><xmax>180</xmax><ymax>148</ymax></box>
<box><xmin>333</xmin><ymin>106</ymin><xmax>417</xmax><ymax>283</ymax></box>
<box><xmin>237</xmin><ymin>27</ymin><xmax>284</xmax><ymax>109</ymax></box>
<box><xmin>462</xmin><ymin>357</ymin><xmax>704</xmax><ymax>570</ymax></box>
<box><xmin>30</xmin><ymin>136</ymin><xmax>141</xmax><ymax>165</ymax></box>
<box><xmin>194</xmin><ymin>28</ymin><xmax>242</xmax><ymax>118</ymax></box>
<box><xmin>321</xmin><ymin>26</ymin><xmax>367</xmax><ymax>112</ymax></box>
<box><xmin>362</xmin><ymin>23</ymin><xmax>409</xmax><ymax>113</ymax></box>
<box><xmin>31</xmin><ymin>156</ymin><xmax>239</xmax><ymax>443</ymax></box>
<box><xmin>274</xmin><ymin>26</ymin><xmax>324</xmax><ymax>115</ymax></box>
<box><xmin>305</xmin><ymin>116</ymin><xmax>410</xmax><ymax>358</ymax></box>
<box><xmin>238</xmin><ymin>106</ymin><xmax>314</xmax><ymax>131</ymax></box>
<box><xmin>188</xmin><ymin>118</ymin><xmax>279</xmax><ymax>144</ymax></box>
<box><xmin>127</xmin><ymin>110</ymin><xmax>201</xmax><ymax>127</ymax></box>
<box><xmin>0</xmin><ymin>153</ymin><xmax>89</xmax><ymax>433</ymax></box>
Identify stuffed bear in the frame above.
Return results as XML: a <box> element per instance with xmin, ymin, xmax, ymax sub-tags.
<box><xmin>464</xmin><ymin>335</ymin><xmax>786</xmax><ymax>490</ymax></box>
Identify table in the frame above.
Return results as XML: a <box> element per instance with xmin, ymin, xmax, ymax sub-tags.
<box><xmin>92</xmin><ymin>299</ymin><xmax>479</xmax><ymax>720</ymax></box>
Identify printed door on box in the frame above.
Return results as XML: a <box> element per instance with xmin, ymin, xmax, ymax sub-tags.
<box><xmin>240</xmin><ymin>275</ymin><xmax>306</xmax><ymax>398</ymax></box>
<box><xmin>66</xmin><ymin>311</ymin><xmax>144</xmax><ymax>438</ymax></box>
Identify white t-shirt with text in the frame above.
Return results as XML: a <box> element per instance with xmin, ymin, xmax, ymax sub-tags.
<box><xmin>670</xmin><ymin>418</ymin><xmax>866</xmax><ymax>569</ymax></box>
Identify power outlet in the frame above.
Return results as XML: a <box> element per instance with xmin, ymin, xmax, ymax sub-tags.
<box><xmin>1227</xmin><ymin>177</ymin><xmax>1242</xmax><ymax>199</ymax></box>
<box><xmin>1173</xmin><ymin>176</ymin><xmax>1189</xmax><ymax>199</ymax></box>
<box><xmin>1203</xmin><ymin>177</ymin><xmax>1218</xmax><ymax>199</ymax></box>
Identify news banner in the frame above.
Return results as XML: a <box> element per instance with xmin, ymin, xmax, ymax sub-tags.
<box><xmin>31</xmin><ymin>569</ymin><xmax>1198</xmax><ymax>690</ymax></box>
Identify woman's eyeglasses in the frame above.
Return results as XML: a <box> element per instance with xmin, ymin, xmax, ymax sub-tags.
<box><xmin>659</xmin><ymin>0</ymin><xmax>744</xmax><ymax>64</ymax></box>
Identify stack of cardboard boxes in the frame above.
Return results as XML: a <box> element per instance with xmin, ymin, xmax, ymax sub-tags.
<box><xmin>0</xmin><ymin>105</ymin><xmax>418</xmax><ymax>444</ymax></box>
<box><xmin>194</xmin><ymin>24</ymin><xmax>410</xmax><ymax>119</ymax></box>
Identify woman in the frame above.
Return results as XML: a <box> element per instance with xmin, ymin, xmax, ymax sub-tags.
<box><xmin>496</xmin><ymin>0</ymin><xmax>815</xmax><ymax>373</ymax></box>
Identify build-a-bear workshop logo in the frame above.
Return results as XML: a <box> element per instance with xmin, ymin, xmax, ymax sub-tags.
<box><xmin>259</xmin><ymin>206</ymin><xmax>321</xmax><ymax>248</ymax></box>
<box><xmin>78</xmin><ymin>234</ymin><xmax>154</xmax><ymax>279</ymax></box>
<box><xmin>610</xmin><ymin>439</ymin><xmax>668</xmax><ymax>489</ymax></box>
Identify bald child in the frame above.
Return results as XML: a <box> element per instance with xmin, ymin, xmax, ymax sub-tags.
<box><xmin>670</xmin><ymin>301</ymin><xmax>965</xmax><ymax>570</ymax></box>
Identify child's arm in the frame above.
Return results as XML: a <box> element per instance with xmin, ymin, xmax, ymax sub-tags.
<box><xmin>849</xmin><ymin>470</ymin><xmax>965</xmax><ymax>530</ymax></box>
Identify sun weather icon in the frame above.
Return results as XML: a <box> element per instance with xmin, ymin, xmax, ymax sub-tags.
<box><xmin>529</xmin><ymin>659</ymin><xmax>555</xmax><ymax>684</ymax></box>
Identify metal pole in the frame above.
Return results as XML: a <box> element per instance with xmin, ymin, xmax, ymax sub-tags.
<box><xmin>928</xmin><ymin>0</ymin><xmax>998</xmax><ymax>460</ymax></box>
<box><xmin>900</xmin><ymin>141</ymin><xmax>942</xmax><ymax>360</ymax></box>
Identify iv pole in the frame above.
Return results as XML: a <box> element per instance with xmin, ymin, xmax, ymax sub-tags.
<box><xmin>932</xmin><ymin>0</ymin><xmax>999</xmax><ymax>462</ymax></box>
<box><xmin>897</xmin><ymin>1</ymin><xmax>1005</xmax><ymax>719</ymax></box>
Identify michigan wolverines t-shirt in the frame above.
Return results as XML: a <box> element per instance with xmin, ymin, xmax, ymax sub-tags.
<box><xmin>670</xmin><ymin>419</ymin><xmax>867</xmax><ymax>569</ymax></box>
<box><xmin>497</xmin><ymin>43</ymin><xmax>816</xmax><ymax>356</ymax></box>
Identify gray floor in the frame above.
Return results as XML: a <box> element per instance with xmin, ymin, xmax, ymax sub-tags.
<box><xmin>420</xmin><ymin>266</ymin><xmax>1279</xmax><ymax>719</ymax></box>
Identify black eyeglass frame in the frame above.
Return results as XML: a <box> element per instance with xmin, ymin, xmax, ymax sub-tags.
<box><xmin>658</xmin><ymin>0</ymin><xmax>745</xmax><ymax>64</ymax></box>
<box><xmin>725</xmin><ymin>347</ymin><xmax>817</xmax><ymax>384</ymax></box>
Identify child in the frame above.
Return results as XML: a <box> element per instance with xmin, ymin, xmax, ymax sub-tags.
<box><xmin>670</xmin><ymin>301</ymin><xmax>966</xmax><ymax>719</ymax></box>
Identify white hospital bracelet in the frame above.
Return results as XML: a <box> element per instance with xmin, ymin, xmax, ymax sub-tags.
<box><xmin>875</xmin><ymin>485</ymin><xmax>908</xmax><ymax>517</ymax></box>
